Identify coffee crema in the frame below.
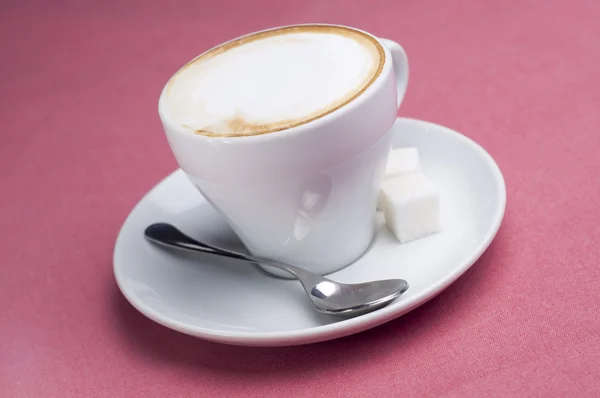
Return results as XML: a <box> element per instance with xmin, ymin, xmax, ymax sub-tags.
<box><xmin>163</xmin><ymin>25</ymin><xmax>385</xmax><ymax>137</ymax></box>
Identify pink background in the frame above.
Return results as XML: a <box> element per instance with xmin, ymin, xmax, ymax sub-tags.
<box><xmin>1</xmin><ymin>0</ymin><xmax>599</xmax><ymax>396</ymax></box>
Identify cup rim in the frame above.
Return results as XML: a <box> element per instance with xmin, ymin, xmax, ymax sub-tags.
<box><xmin>158</xmin><ymin>23</ymin><xmax>396</xmax><ymax>143</ymax></box>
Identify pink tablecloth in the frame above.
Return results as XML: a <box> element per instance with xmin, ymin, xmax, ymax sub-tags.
<box><xmin>1</xmin><ymin>0</ymin><xmax>599</xmax><ymax>396</ymax></box>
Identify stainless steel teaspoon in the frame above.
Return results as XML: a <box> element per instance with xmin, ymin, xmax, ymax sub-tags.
<box><xmin>144</xmin><ymin>223</ymin><xmax>409</xmax><ymax>317</ymax></box>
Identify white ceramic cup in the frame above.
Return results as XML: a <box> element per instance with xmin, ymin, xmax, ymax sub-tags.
<box><xmin>159</xmin><ymin>24</ymin><xmax>409</xmax><ymax>275</ymax></box>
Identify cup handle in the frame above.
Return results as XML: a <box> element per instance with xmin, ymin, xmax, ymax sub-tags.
<box><xmin>380</xmin><ymin>38</ymin><xmax>409</xmax><ymax>108</ymax></box>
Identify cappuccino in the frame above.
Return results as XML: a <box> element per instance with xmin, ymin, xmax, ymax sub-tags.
<box><xmin>163</xmin><ymin>25</ymin><xmax>384</xmax><ymax>137</ymax></box>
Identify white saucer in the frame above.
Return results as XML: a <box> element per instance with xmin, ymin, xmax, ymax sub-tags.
<box><xmin>114</xmin><ymin>118</ymin><xmax>506</xmax><ymax>347</ymax></box>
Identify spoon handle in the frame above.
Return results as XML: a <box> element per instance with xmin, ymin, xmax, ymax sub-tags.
<box><xmin>144</xmin><ymin>223</ymin><xmax>319</xmax><ymax>282</ymax></box>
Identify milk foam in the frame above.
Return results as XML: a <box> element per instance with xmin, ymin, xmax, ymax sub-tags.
<box><xmin>164</xmin><ymin>27</ymin><xmax>382</xmax><ymax>136</ymax></box>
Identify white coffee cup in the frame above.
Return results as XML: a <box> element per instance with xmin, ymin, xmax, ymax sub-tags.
<box><xmin>159</xmin><ymin>24</ymin><xmax>408</xmax><ymax>275</ymax></box>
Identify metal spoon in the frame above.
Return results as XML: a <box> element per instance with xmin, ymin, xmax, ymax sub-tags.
<box><xmin>144</xmin><ymin>223</ymin><xmax>409</xmax><ymax>317</ymax></box>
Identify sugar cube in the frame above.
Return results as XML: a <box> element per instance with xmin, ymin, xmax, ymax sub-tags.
<box><xmin>383</xmin><ymin>147</ymin><xmax>420</xmax><ymax>179</ymax></box>
<box><xmin>381</xmin><ymin>172</ymin><xmax>441</xmax><ymax>243</ymax></box>
<box><xmin>377</xmin><ymin>147</ymin><xmax>420</xmax><ymax>210</ymax></box>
